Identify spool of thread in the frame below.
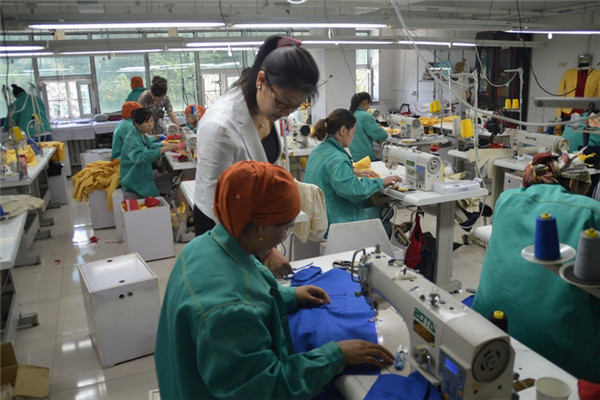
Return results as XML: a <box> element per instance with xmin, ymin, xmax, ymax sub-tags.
<box><xmin>429</xmin><ymin>100</ymin><xmax>441</xmax><ymax>113</ymax></box>
<box><xmin>488</xmin><ymin>310</ymin><xmax>508</xmax><ymax>333</ymax></box>
<box><xmin>505</xmin><ymin>98</ymin><xmax>512</xmax><ymax>109</ymax></box>
<box><xmin>512</xmin><ymin>99</ymin><xmax>520</xmax><ymax>109</ymax></box>
<box><xmin>534</xmin><ymin>213</ymin><xmax>561</xmax><ymax>260</ymax></box>
<box><xmin>460</xmin><ymin>119</ymin><xmax>474</xmax><ymax>138</ymax></box>
<box><xmin>573</xmin><ymin>229</ymin><xmax>600</xmax><ymax>281</ymax></box>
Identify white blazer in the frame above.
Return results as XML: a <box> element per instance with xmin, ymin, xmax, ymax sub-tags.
<box><xmin>193</xmin><ymin>86</ymin><xmax>282</xmax><ymax>221</ymax></box>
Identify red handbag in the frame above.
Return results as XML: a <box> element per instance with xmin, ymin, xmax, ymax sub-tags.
<box><xmin>405</xmin><ymin>212</ymin><xmax>424</xmax><ymax>269</ymax></box>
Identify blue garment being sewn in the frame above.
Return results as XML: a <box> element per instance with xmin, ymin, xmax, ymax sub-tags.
<box><xmin>364</xmin><ymin>372</ymin><xmax>442</xmax><ymax>400</ymax></box>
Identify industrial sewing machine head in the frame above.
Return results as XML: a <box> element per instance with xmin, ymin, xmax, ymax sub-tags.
<box><xmin>509</xmin><ymin>129</ymin><xmax>569</xmax><ymax>155</ymax></box>
<box><xmin>382</xmin><ymin>143</ymin><xmax>443</xmax><ymax>191</ymax></box>
<box><xmin>288</xmin><ymin>120</ymin><xmax>311</xmax><ymax>148</ymax></box>
<box><xmin>181</xmin><ymin>127</ymin><xmax>196</xmax><ymax>155</ymax></box>
<box><xmin>349</xmin><ymin>246</ymin><xmax>515</xmax><ymax>400</ymax></box>
<box><xmin>387</xmin><ymin>114</ymin><xmax>424</xmax><ymax>138</ymax></box>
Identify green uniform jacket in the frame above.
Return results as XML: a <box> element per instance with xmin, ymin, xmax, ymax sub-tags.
<box><xmin>348</xmin><ymin>108</ymin><xmax>388</xmax><ymax>162</ymax></box>
<box><xmin>472</xmin><ymin>184</ymin><xmax>600</xmax><ymax>383</ymax></box>
<box><xmin>305</xmin><ymin>137</ymin><xmax>384</xmax><ymax>228</ymax></box>
<box><xmin>155</xmin><ymin>224</ymin><xmax>346</xmax><ymax>399</ymax></box>
<box><xmin>562</xmin><ymin>123</ymin><xmax>600</xmax><ymax>152</ymax></box>
<box><xmin>110</xmin><ymin>119</ymin><xmax>135</xmax><ymax>159</ymax></box>
<box><xmin>125</xmin><ymin>87</ymin><xmax>146</xmax><ymax>102</ymax></box>
<box><xmin>3</xmin><ymin>92</ymin><xmax>51</xmax><ymax>136</ymax></box>
<box><xmin>119</xmin><ymin>130</ymin><xmax>162</xmax><ymax>197</ymax></box>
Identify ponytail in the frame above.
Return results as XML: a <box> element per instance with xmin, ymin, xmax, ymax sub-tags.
<box><xmin>349</xmin><ymin>92</ymin><xmax>372</xmax><ymax>113</ymax></box>
<box><xmin>311</xmin><ymin>108</ymin><xmax>356</xmax><ymax>141</ymax></box>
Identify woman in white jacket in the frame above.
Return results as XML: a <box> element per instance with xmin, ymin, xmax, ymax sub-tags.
<box><xmin>193</xmin><ymin>34</ymin><xmax>319</xmax><ymax>277</ymax></box>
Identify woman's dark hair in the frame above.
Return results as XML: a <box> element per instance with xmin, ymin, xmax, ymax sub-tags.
<box><xmin>131</xmin><ymin>108</ymin><xmax>153</xmax><ymax>125</ymax></box>
<box><xmin>235</xmin><ymin>35</ymin><xmax>319</xmax><ymax>114</ymax></box>
<box><xmin>11</xmin><ymin>84</ymin><xmax>25</xmax><ymax>97</ymax></box>
<box><xmin>150</xmin><ymin>76</ymin><xmax>168</xmax><ymax>97</ymax></box>
<box><xmin>349</xmin><ymin>92</ymin><xmax>372</xmax><ymax>113</ymax></box>
<box><xmin>311</xmin><ymin>108</ymin><xmax>356</xmax><ymax>141</ymax></box>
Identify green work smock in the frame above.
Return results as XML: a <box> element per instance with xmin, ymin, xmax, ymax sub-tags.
<box><xmin>562</xmin><ymin>119</ymin><xmax>600</xmax><ymax>152</ymax></box>
<box><xmin>305</xmin><ymin>136</ymin><xmax>384</xmax><ymax>228</ymax></box>
<box><xmin>125</xmin><ymin>86</ymin><xmax>146</xmax><ymax>102</ymax></box>
<box><xmin>155</xmin><ymin>224</ymin><xmax>346</xmax><ymax>399</ymax></box>
<box><xmin>472</xmin><ymin>184</ymin><xmax>600</xmax><ymax>383</ymax></box>
<box><xmin>110</xmin><ymin>118</ymin><xmax>135</xmax><ymax>159</ymax></box>
<box><xmin>348</xmin><ymin>108</ymin><xmax>388</xmax><ymax>162</ymax></box>
<box><xmin>3</xmin><ymin>92</ymin><xmax>51</xmax><ymax>136</ymax></box>
<box><xmin>119</xmin><ymin>130</ymin><xmax>162</xmax><ymax>197</ymax></box>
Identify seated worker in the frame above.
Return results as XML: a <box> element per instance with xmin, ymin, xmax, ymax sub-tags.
<box><xmin>562</xmin><ymin>112</ymin><xmax>600</xmax><ymax>152</ymax></box>
<box><xmin>111</xmin><ymin>101</ymin><xmax>142</xmax><ymax>159</ymax></box>
<box><xmin>304</xmin><ymin>109</ymin><xmax>401</xmax><ymax>234</ymax></box>
<box><xmin>183</xmin><ymin>104</ymin><xmax>205</xmax><ymax>133</ymax></box>
<box><xmin>119</xmin><ymin>108</ymin><xmax>180</xmax><ymax>199</ymax></box>
<box><xmin>125</xmin><ymin>76</ymin><xmax>146</xmax><ymax>102</ymax></box>
<box><xmin>3</xmin><ymin>84</ymin><xmax>51</xmax><ymax>139</ymax></box>
<box><xmin>348</xmin><ymin>92</ymin><xmax>388</xmax><ymax>162</ymax></box>
<box><xmin>155</xmin><ymin>160</ymin><xmax>394</xmax><ymax>399</ymax></box>
<box><xmin>472</xmin><ymin>152</ymin><xmax>600</xmax><ymax>383</ymax></box>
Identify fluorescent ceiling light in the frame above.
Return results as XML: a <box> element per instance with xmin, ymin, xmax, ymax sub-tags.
<box><xmin>506</xmin><ymin>30</ymin><xmax>600</xmax><ymax>35</ymax></box>
<box><xmin>233</xmin><ymin>23</ymin><xmax>387</xmax><ymax>29</ymax></box>
<box><xmin>0</xmin><ymin>52</ymin><xmax>53</xmax><ymax>57</ymax></box>
<box><xmin>187</xmin><ymin>41</ymin><xmax>263</xmax><ymax>48</ymax></box>
<box><xmin>0</xmin><ymin>45</ymin><xmax>45</xmax><ymax>51</ymax></box>
<box><xmin>287</xmin><ymin>0</ymin><xmax>308</xmax><ymax>4</ymax></box>
<box><xmin>28</xmin><ymin>22</ymin><xmax>225</xmax><ymax>30</ymax></box>
<box><xmin>58</xmin><ymin>49</ymin><xmax>161</xmax><ymax>55</ymax></box>
<box><xmin>303</xmin><ymin>40</ymin><xmax>394</xmax><ymax>45</ymax></box>
<box><xmin>398</xmin><ymin>40</ymin><xmax>451</xmax><ymax>46</ymax></box>
<box><xmin>452</xmin><ymin>42</ymin><xmax>476</xmax><ymax>47</ymax></box>
<box><xmin>170</xmin><ymin>47</ymin><xmax>255</xmax><ymax>52</ymax></box>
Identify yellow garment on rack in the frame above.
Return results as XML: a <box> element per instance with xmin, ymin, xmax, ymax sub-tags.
<box><xmin>40</xmin><ymin>141</ymin><xmax>65</xmax><ymax>162</ymax></box>
<box><xmin>556</xmin><ymin>68</ymin><xmax>600</xmax><ymax>116</ymax></box>
<box><xmin>419</xmin><ymin>115</ymin><xmax>460</xmax><ymax>127</ymax></box>
<box><xmin>71</xmin><ymin>159</ymin><xmax>121</xmax><ymax>210</ymax></box>
<box><xmin>5</xmin><ymin>146</ymin><xmax>39</xmax><ymax>166</ymax></box>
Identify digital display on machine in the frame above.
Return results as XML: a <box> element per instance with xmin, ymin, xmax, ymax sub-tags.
<box><xmin>407</xmin><ymin>160</ymin><xmax>415</xmax><ymax>166</ymax></box>
<box><xmin>445</xmin><ymin>357</ymin><xmax>459</xmax><ymax>376</ymax></box>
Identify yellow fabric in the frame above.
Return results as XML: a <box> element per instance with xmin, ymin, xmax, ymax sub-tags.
<box><xmin>419</xmin><ymin>115</ymin><xmax>460</xmax><ymax>127</ymax></box>
<box><xmin>40</xmin><ymin>141</ymin><xmax>65</xmax><ymax>162</ymax></box>
<box><xmin>556</xmin><ymin>68</ymin><xmax>600</xmax><ymax>116</ymax></box>
<box><xmin>71</xmin><ymin>159</ymin><xmax>121</xmax><ymax>210</ymax></box>
<box><xmin>5</xmin><ymin>146</ymin><xmax>39</xmax><ymax>166</ymax></box>
<box><xmin>352</xmin><ymin>156</ymin><xmax>371</xmax><ymax>170</ymax></box>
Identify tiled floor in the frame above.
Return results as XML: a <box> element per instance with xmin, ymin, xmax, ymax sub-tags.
<box><xmin>9</xmin><ymin>184</ymin><xmax>488</xmax><ymax>400</ymax></box>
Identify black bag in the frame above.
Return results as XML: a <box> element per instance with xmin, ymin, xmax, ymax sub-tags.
<box><xmin>418</xmin><ymin>232</ymin><xmax>437</xmax><ymax>282</ymax></box>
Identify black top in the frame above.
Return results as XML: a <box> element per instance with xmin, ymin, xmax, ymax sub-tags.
<box><xmin>261</xmin><ymin>126</ymin><xmax>281</xmax><ymax>164</ymax></box>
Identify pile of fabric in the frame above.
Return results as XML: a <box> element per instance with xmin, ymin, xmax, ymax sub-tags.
<box><xmin>71</xmin><ymin>159</ymin><xmax>120</xmax><ymax>209</ymax></box>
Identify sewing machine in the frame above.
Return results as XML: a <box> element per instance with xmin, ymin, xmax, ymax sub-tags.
<box><xmin>351</xmin><ymin>246</ymin><xmax>515</xmax><ymax>400</ymax></box>
<box><xmin>509</xmin><ymin>129</ymin><xmax>569</xmax><ymax>155</ymax></box>
<box><xmin>382</xmin><ymin>144</ymin><xmax>443</xmax><ymax>191</ymax></box>
<box><xmin>387</xmin><ymin>114</ymin><xmax>424</xmax><ymax>138</ymax></box>
<box><xmin>288</xmin><ymin>121</ymin><xmax>311</xmax><ymax>149</ymax></box>
<box><xmin>181</xmin><ymin>127</ymin><xmax>196</xmax><ymax>154</ymax></box>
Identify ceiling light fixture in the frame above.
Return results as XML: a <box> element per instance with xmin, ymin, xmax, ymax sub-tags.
<box><xmin>186</xmin><ymin>41</ymin><xmax>263</xmax><ymax>48</ymax></box>
<box><xmin>303</xmin><ymin>40</ymin><xmax>394</xmax><ymax>45</ymax></box>
<box><xmin>0</xmin><ymin>45</ymin><xmax>45</xmax><ymax>51</ymax></box>
<box><xmin>28</xmin><ymin>22</ymin><xmax>225</xmax><ymax>30</ymax></box>
<box><xmin>506</xmin><ymin>29</ymin><xmax>600</xmax><ymax>35</ymax></box>
<box><xmin>233</xmin><ymin>23</ymin><xmax>387</xmax><ymax>29</ymax></box>
<box><xmin>286</xmin><ymin>0</ymin><xmax>308</xmax><ymax>4</ymax></box>
<box><xmin>0</xmin><ymin>52</ymin><xmax>53</xmax><ymax>57</ymax></box>
<box><xmin>58</xmin><ymin>49</ymin><xmax>161</xmax><ymax>55</ymax></box>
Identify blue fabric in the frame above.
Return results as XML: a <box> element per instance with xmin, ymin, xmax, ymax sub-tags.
<box><xmin>364</xmin><ymin>372</ymin><xmax>442</xmax><ymax>400</ymax></box>
<box><xmin>290</xmin><ymin>266</ymin><xmax>323</xmax><ymax>285</ymax></box>
<box><xmin>288</xmin><ymin>268</ymin><xmax>379</xmax><ymax>375</ymax></box>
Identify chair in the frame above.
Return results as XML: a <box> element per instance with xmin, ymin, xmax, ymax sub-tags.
<box><xmin>324</xmin><ymin>219</ymin><xmax>395</xmax><ymax>257</ymax></box>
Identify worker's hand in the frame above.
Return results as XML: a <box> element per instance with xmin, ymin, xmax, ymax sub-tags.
<box><xmin>337</xmin><ymin>340</ymin><xmax>394</xmax><ymax>369</ymax></box>
<box><xmin>296</xmin><ymin>285</ymin><xmax>330</xmax><ymax>308</ymax></box>
<box><xmin>263</xmin><ymin>248</ymin><xmax>293</xmax><ymax>278</ymax></box>
<box><xmin>382</xmin><ymin>175</ymin><xmax>402</xmax><ymax>187</ymax></box>
<box><xmin>354</xmin><ymin>168</ymin><xmax>380</xmax><ymax>178</ymax></box>
<box><xmin>160</xmin><ymin>143</ymin><xmax>180</xmax><ymax>154</ymax></box>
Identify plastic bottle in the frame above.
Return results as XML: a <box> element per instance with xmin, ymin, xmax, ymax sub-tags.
<box><xmin>19</xmin><ymin>154</ymin><xmax>28</xmax><ymax>178</ymax></box>
<box><xmin>488</xmin><ymin>310</ymin><xmax>508</xmax><ymax>333</ymax></box>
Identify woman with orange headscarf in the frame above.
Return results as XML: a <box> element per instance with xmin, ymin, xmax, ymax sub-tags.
<box><xmin>183</xmin><ymin>104</ymin><xmax>205</xmax><ymax>133</ymax></box>
<box><xmin>111</xmin><ymin>101</ymin><xmax>142</xmax><ymax>159</ymax></box>
<box><xmin>125</xmin><ymin>76</ymin><xmax>146</xmax><ymax>102</ymax></box>
<box><xmin>155</xmin><ymin>160</ymin><xmax>393</xmax><ymax>399</ymax></box>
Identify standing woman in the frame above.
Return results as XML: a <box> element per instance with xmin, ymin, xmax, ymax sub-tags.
<box><xmin>138</xmin><ymin>76</ymin><xmax>180</xmax><ymax>136</ymax></box>
<box><xmin>192</xmin><ymin>35</ymin><xmax>319</xmax><ymax>277</ymax></box>
<box><xmin>125</xmin><ymin>76</ymin><xmax>146</xmax><ymax>102</ymax></box>
<box><xmin>348</xmin><ymin>92</ymin><xmax>388</xmax><ymax>162</ymax></box>
<box><xmin>304</xmin><ymin>109</ymin><xmax>401</xmax><ymax>234</ymax></box>
<box><xmin>3</xmin><ymin>84</ymin><xmax>51</xmax><ymax>139</ymax></box>
<box><xmin>120</xmin><ymin>108</ymin><xmax>179</xmax><ymax>199</ymax></box>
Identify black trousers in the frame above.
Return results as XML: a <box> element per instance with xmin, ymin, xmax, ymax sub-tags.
<box><xmin>193</xmin><ymin>205</ymin><xmax>216</xmax><ymax>236</ymax></box>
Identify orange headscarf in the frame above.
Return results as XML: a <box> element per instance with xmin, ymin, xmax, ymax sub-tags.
<box><xmin>130</xmin><ymin>76</ymin><xmax>144</xmax><ymax>90</ymax></box>
<box><xmin>213</xmin><ymin>161</ymin><xmax>301</xmax><ymax>238</ymax></box>
<box><xmin>184</xmin><ymin>104</ymin><xmax>206</xmax><ymax>119</ymax></box>
<box><xmin>121</xmin><ymin>101</ymin><xmax>143</xmax><ymax>119</ymax></box>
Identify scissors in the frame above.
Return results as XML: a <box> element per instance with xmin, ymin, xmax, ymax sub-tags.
<box><xmin>394</xmin><ymin>345</ymin><xmax>407</xmax><ymax>370</ymax></box>
<box><xmin>332</xmin><ymin>260</ymin><xmax>353</xmax><ymax>271</ymax></box>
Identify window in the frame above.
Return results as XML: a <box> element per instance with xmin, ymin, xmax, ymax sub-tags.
<box><xmin>0</xmin><ymin>56</ymin><xmax>34</xmax><ymax>117</ymax></box>
<box><xmin>41</xmin><ymin>78</ymin><xmax>93</xmax><ymax>120</ymax></box>
<box><xmin>95</xmin><ymin>54</ymin><xmax>146</xmax><ymax>113</ymax></box>
<box><xmin>356</xmin><ymin>49</ymin><xmax>379</xmax><ymax>102</ymax></box>
<box><xmin>148</xmin><ymin>51</ymin><xmax>198</xmax><ymax>112</ymax></box>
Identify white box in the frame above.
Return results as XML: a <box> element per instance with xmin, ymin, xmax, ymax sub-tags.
<box><xmin>78</xmin><ymin>253</ymin><xmax>160</xmax><ymax>367</ymax></box>
<box><xmin>433</xmin><ymin>180</ymin><xmax>481</xmax><ymax>194</ymax></box>
<box><xmin>81</xmin><ymin>149</ymin><xmax>112</xmax><ymax>168</ymax></box>
<box><xmin>504</xmin><ymin>172</ymin><xmax>523</xmax><ymax>190</ymax></box>
<box><xmin>48</xmin><ymin>172</ymin><xmax>69</xmax><ymax>204</ymax></box>
<box><xmin>112</xmin><ymin>188</ymin><xmax>125</xmax><ymax>242</ymax></box>
<box><xmin>121</xmin><ymin>197</ymin><xmax>174</xmax><ymax>261</ymax></box>
<box><xmin>88</xmin><ymin>190</ymin><xmax>115</xmax><ymax>229</ymax></box>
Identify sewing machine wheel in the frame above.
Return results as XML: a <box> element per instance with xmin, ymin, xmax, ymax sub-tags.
<box><xmin>472</xmin><ymin>339</ymin><xmax>512</xmax><ymax>383</ymax></box>
<box><xmin>427</xmin><ymin>158</ymin><xmax>441</xmax><ymax>174</ymax></box>
<box><xmin>553</xmin><ymin>138</ymin><xmax>570</xmax><ymax>153</ymax></box>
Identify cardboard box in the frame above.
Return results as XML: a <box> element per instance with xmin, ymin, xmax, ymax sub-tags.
<box><xmin>121</xmin><ymin>197</ymin><xmax>174</xmax><ymax>261</ymax></box>
<box><xmin>88</xmin><ymin>190</ymin><xmax>115</xmax><ymax>229</ymax></box>
<box><xmin>80</xmin><ymin>149</ymin><xmax>111</xmax><ymax>168</ymax></box>
<box><xmin>0</xmin><ymin>342</ymin><xmax>49</xmax><ymax>398</ymax></box>
<box><xmin>78</xmin><ymin>253</ymin><xmax>160</xmax><ymax>367</ymax></box>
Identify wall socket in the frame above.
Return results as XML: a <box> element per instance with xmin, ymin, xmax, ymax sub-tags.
<box><xmin>558</xmin><ymin>62</ymin><xmax>568</xmax><ymax>67</ymax></box>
